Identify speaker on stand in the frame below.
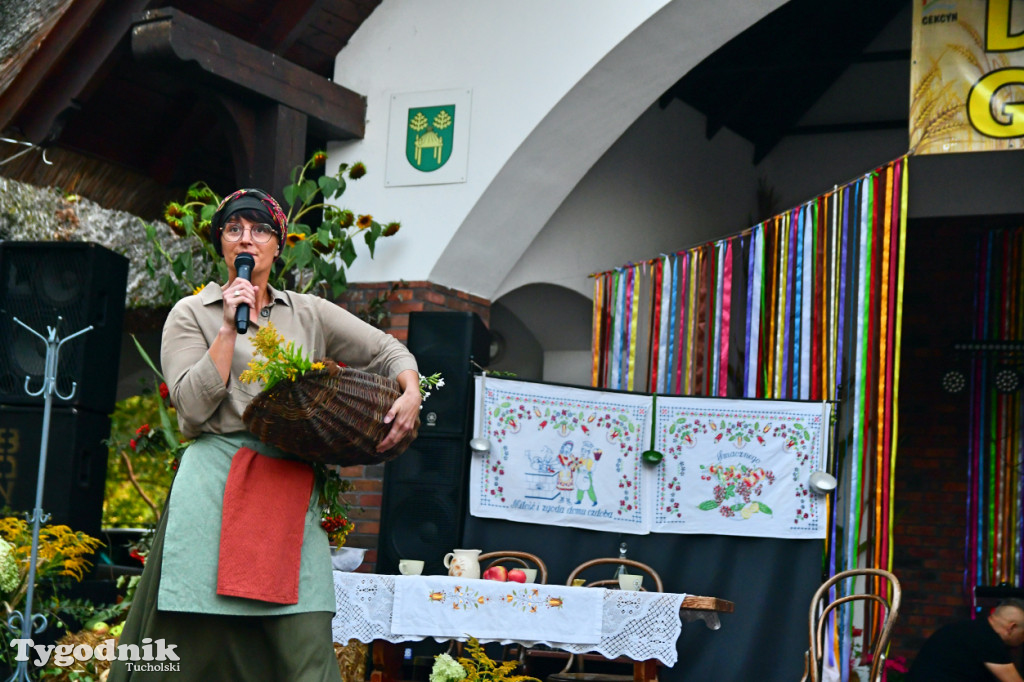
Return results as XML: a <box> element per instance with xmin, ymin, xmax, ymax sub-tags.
<box><xmin>0</xmin><ymin>242</ymin><xmax>128</xmax><ymax>539</ymax></box>
<box><xmin>0</xmin><ymin>406</ymin><xmax>111</xmax><ymax>540</ymax></box>
<box><xmin>377</xmin><ymin>311</ymin><xmax>490</xmax><ymax>577</ymax></box>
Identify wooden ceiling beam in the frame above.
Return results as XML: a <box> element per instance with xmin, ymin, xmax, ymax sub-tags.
<box><xmin>250</xmin><ymin>0</ymin><xmax>327</xmax><ymax>55</ymax></box>
<box><xmin>15</xmin><ymin>0</ymin><xmax>152</xmax><ymax>145</ymax></box>
<box><xmin>0</xmin><ymin>0</ymin><xmax>106</xmax><ymax>138</ymax></box>
<box><xmin>130</xmin><ymin>8</ymin><xmax>364</xmax><ymax>140</ymax></box>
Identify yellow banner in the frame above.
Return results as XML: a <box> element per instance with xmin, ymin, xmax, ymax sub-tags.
<box><xmin>911</xmin><ymin>0</ymin><xmax>1024</xmax><ymax>154</ymax></box>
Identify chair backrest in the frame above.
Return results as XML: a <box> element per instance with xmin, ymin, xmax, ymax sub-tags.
<box><xmin>803</xmin><ymin>568</ymin><xmax>902</xmax><ymax>682</ymax></box>
<box><xmin>543</xmin><ymin>558</ymin><xmax>663</xmax><ymax>678</ymax></box>
<box><xmin>564</xmin><ymin>557</ymin><xmax>664</xmax><ymax>592</ymax></box>
<box><xmin>478</xmin><ymin>551</ymin><xmax>549</xmax><ymax>584</ymax></box>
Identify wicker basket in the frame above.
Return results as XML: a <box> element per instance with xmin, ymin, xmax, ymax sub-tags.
<box><xmin>242</xmin><ymin>360</ymin><xmax>418</xmax><ymax>466</ymax></box>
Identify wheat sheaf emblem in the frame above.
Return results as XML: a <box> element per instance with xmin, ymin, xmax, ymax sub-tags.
<box><xmin>409</xmin><ymin>109</ymin><xmax>453</xmax><ymax>166</ymax></box>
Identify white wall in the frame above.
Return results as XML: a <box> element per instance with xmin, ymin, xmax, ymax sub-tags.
<box><xmin>498</xmin><ymin>99</ymin><xmax>759</xmax><ymax>300</ymax></box>
<box><xmin>328</xmin><ymin>0</ymin><xmax>786</xmax><ymax>301</ymax></box>
<box><xmin>543</xmin><ymin>351</ymin><xmax>592</xmax><ymax>385</ymax></box>
<box><xmin>327</xmin><ymin>0</ymin><xmax>674</xmax><ymax>285</ymax></box>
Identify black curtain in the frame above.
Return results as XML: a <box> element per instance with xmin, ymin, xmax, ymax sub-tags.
<box><xmin>462</xmin><ymin>516</ymin><xmax>824</xmax><ymax>681</ymax></box>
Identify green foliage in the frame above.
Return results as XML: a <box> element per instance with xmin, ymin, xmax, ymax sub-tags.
<box><xmin>419</xmin><ymin>372</ymin><xmax>444</xmax><ymax>400</ymax></box>
<box><xmin>103</xmin><ymin>389</ymin><xmax>179</xmax><ymax>528</ymax></box>
<box><xmin>103</xmin><ymin>337</ymin><xmax>186</xmax><ymax>529</ymax></box>
<box><xmin>151</xmin><ymin>153</ymin><xmax>401</xmax><ymax>304</ymax></box>
<box><xmin>316</xmin><ymin>465</ymin><xmax>354</xmax><ymax>546</ymax></box>
<box><xmin>453</xmin><ymin>637</ymin><xmax>540</xmax><ymax>682</ymax></box>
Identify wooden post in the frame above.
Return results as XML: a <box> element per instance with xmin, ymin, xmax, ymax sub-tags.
<box><xmin>253</xmin><ymin>103</ymin><xmax>308</xmax><ymax>200</ymax></box>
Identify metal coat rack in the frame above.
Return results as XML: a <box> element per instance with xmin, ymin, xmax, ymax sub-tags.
<box><xmin>5</xmin><ymin>316</ymin><xmax>91</xmax><ymax>682</ymax></box>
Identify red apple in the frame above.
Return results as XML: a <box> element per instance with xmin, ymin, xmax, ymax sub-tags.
<box><xmin>507</xmin><ymin>569</ymin><xmax>526</xmax><ymax>583</ymax></box>
<box><xmin>483</xmin><ymin>566</ymin><xmax>508</xmax><ymax>581</ymax></box>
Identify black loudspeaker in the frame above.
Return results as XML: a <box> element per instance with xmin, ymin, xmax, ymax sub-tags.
<box><xmin>376</xmin><ymin>436</ymin><xmax>471</xmax><ymax>576</ymax></box>
<box><xmin>407</xmin><ymin>311</ymin><xmax>490</xmax><ymax>436</ymax></box>
<box><xmin>0</xmin><ymin>405</ymin><xmax>111</xmax><ymax>540</ymax></box>
<box><xmin>376</xmin><ymin>311</ymin><xmax>490</xmax><ymax>574</ymax></box>
<box><xmin>0</xmin><ymin>242</ymin><xmax>129</xmax><ymax>414</ymax></box>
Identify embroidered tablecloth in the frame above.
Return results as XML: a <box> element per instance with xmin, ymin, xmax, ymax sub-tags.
<box><xmin>333</xmin><ymin>573</ymin><xmax>689</xmax><ymax>666</ymax></box>
<box><xmin>392</xmin><ymin>575</ymin><xmax>602</xmax><ymax>643</ymax></box>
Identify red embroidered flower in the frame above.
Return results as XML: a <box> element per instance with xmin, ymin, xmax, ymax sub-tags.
<box><xmin>129</xmin><ymin>439</ymin><xmax>137</xmax><ymax>450</ymax></box>
<box><xmin>159</xmin><ymin>382</ymin><xmax>169</xmax><ymax>400</ymax></box>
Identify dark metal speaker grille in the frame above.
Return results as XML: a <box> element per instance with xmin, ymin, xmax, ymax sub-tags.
<box><xmin>0</xmin><ymin>242</ymin><xmax>128</xmax><ymax>413</ymax></box>
<box><xmin>0</xmin><ymin>248</ymin><xmax>92</xmax><ymax>400</ymax></box>
<box><xmin>379</xmin><ymin>436</ymin><xmax>471</xmax><ymax>574</ymax></box>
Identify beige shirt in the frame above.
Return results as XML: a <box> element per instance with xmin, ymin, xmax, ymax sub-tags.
<box><xmin>161</xmin><ymin>282</ymin><xmax>418</xmax><ymax>439</ymax></box>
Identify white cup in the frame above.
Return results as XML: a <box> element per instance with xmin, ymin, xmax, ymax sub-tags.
<box><xmin>618</xmin><ymin>574</ymin><xmax>643</xmax><ymax>591</ymax></box>
<box><xmin>521</xmin><ymin>568</ymin><xmax>538</xmax><ymax>583</ymax></box>
<box><xmin>399</xmin><ymin>559</ymin><xmax>424</xmax><ymax>576</ymax></box>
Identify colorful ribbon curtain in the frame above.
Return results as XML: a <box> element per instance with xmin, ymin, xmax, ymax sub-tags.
<box><xmin>591</xmin><ymin>157</ymin><xmax>909</xmax><ymax>682</ymax></box>
<box><xmin>966</xmin><ymin>227</ymin><xmax>1024</xmax><ymax>599</ymax></box>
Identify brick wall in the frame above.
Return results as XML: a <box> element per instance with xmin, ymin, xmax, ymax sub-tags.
<box><xmin>890</xmin><ymin>217</ymin><xmax>1010</xmax><ymax>661</ymax></box>
<box><xmin>330</xmin><ymin>280</ymin><xmax>490</xmax><ymax>571</ymax></box>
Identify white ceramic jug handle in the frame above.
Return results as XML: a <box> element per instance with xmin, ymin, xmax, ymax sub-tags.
<box><xmin>443</xmin><ymin>552</ymin><xmax>454</xmax><ymax>568</ymax></box>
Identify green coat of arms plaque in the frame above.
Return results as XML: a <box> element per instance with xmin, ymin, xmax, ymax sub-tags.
<box><xmin>406</xmin><ymin>105</ymin><xmax>455</xmax><ymax>172</ymax></box>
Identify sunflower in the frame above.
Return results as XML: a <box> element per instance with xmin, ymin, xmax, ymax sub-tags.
<box><xmin>348</xmin><ymin>162</ymin><xmax>367</xmax><ymax>180</ymax></box>
<box><xmin>311</xmin><ymin>150</ymin><xmax>327</xmax><ymax>168</ymax></box>
<box><xmin>356</xmin><ymin>214</ymin><xmax>373</xmax><ymax>230</ymax></box>
<box><xmin>339</xmin><ymin>210</ymin><xmax>355</xmax><ymax>228</ymax></box>
<box><xmin>286</xmin><ymin>232</ymin><xmax>307</xmax><ymax>246</ymax></box>
<box><xmin>164</xmin><ymin>202</ymin><xmax>187</xmax><ymax>236</ymax></box>
<box><xmin>382</xmin><ymin>221</ymin><xmax>401</xmax><ymax>237</ymax></box>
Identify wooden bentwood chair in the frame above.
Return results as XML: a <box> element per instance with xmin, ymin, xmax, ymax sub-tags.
<box><xmin>478</xmin><ymin>550</ymin><xmax>550</xmax><ymax>585</ymax></box>
<box><xmin>564</xmin><ymin>557</ymin><xmax>664</xmax><ymax>592</ymax></box>
<box><xmin>802</xmin><ymin>568</ymin><xmax>902</xmax><ymax>682</ymax></box>
<box><xmin>540</xmin><ymin>558</ymin><xmax>664</xmax><ymax>682</ymax></box>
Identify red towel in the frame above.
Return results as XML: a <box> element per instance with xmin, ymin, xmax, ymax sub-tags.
<box><xmin>216</xmin><ymin>446</ymin><xmax>314</xmax><ymax>604</ymax></box>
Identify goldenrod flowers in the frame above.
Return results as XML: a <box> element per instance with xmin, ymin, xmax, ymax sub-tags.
<box><xmin>0</xmin><ymin>517</ymin><xmax>103</xmax><ymax>586</ymax></box>
<box><xmin>239</xmin><ymin>322</ymin><xmax>323</xmax><ymax>391</ymax></box>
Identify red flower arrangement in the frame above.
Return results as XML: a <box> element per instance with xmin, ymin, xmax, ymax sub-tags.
<box><xmin>317</xmin><ymin>465</ymin><xmax>354</xmax><ymax>546</ymax></box>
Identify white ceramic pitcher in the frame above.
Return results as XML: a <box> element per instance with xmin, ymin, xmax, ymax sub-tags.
<box><xmin>443</xmin><ymin>548</ymin><xmax>481</xmax><ymax>579</ymax></box>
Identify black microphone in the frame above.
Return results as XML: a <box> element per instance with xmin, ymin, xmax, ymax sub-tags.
<box><xmin>234</xmin><ymin>253</ymin><xmax>255</xmax><ymax>334</ymax></box>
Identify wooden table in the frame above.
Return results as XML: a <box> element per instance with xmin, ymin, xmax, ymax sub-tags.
<box><xmin>333</xmin><ymin>573</ymin><xmax>733</xmax><ymax>682</ymax></box>
<box><xmin>635</xmin><ymin>594</ymin><xmax>733</xmax><ymax>682</ymax></box>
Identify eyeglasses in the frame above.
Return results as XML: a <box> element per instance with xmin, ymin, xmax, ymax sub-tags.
<box><xmin>223</xmin><ymin>222</ymin><xmax>277</xmax><ymax>243</ymax></box>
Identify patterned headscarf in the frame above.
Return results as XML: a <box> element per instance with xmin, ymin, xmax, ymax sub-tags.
<box><xmin>210</xmin><ymin>188</ymin><xmax>288</xmax><ymax>256</ymax></box>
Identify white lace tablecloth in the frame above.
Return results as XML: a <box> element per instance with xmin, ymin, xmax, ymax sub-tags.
<box><xmin>333</xmin><ymin>573</ymin><xmax>688</xmax><ymax>666</ymax></box>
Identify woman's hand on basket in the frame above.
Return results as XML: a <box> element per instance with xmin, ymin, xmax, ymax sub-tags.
<box><xmin>377</xmin><ymin>370</ymin><xmax>422</xmax><ymax>452</ymax></box>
